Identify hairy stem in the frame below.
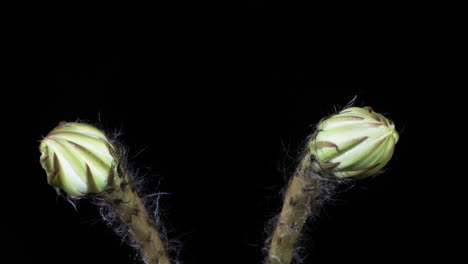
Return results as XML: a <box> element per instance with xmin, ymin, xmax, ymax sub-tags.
<box><xmin>104</xmin><ymin>185</ymin><xmax>171</xmax><ymax>264</ymax></box>
<box><xmin>266</xmin><ymin>154</ymin><xmax>325</xmax><ymax>264</ymax></box>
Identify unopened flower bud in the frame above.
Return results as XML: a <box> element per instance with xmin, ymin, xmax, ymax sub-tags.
<box><xmin>39</xmin><ymin>122</ymin><xmax>121</xmax><ymax>197</ymax></box>
<box><xmin>309</xmin><ymin>106</ymin><xmax>399</xmax><ymax>178</ymax></box>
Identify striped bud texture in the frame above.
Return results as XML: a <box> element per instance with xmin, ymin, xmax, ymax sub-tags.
<box><xmin>39</xmin><ymin>122</ymin><xmax>121</xmax><ymax>197</ymax></box>
<box><xmin>309</xmin><ymin>106</ymin><xmax>399</xmax><ymax>178</ymax></box>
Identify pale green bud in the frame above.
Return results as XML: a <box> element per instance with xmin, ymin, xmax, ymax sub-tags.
<box><xmin>39</xmin><ymin>122</ymin><xmax>121</xmax><ymax>197</ymax></box>
<box><xmin>309</xmin><ymin>106</ymin><xmax>399</xmax><ymax>178</ymax></box>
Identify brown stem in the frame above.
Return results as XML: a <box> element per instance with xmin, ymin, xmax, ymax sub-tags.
<box><xmin>105</xmin><ymin>186</ymin><xmax>171</xmax><ymax>264</ymax></box>
<box><xmin>266</xmin><ymin>163</ymin><xmax>323</xmax><ymax>264</ymax></box>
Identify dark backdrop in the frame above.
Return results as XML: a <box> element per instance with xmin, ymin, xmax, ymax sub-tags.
<box><xmin>15</xmin><ymin>1</ymin><xmax>465</xmax><ymax>264</ymax></box>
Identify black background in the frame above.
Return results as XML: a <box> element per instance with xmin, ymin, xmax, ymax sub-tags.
<box><xmin>14</xmin><ymin>1</ymin><xmax>465</xmax><ymax>263</ymax></box>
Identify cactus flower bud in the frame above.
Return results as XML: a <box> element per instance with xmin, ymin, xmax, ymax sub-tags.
<box><xmin>39</xmin><ymin>122</ymin><xmax>121</xmax><ymax>197</ymax></box>
<box><xmin>309</xmin><ymin>106</ymin><xmax>399</xmax><ymax>178</ymax></box>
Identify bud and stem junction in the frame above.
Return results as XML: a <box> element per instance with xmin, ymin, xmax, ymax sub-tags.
<box><xmin>266</xmin><ymin>106</ymin><xmax>399</xmax><ymax>264</ymax></box>
<box><xmin>39</xmin><ymin>122</ymin><xmax>171</xmax><ymax>264</ymax></box>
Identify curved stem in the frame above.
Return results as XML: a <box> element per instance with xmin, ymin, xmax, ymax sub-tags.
<box><xmin>267</xmin><ymin>172</ymin><xmax>321</xmax><ymax>264</ymax></box>
<box><xmin>105</xmin><ymin>186</ymin><xmax>171</xmax><ymax>264</ymax></box>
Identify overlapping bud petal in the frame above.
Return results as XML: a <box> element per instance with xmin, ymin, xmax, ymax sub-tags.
<box><xmin>308</xmin><ymin>106</ymin><xmax>399</xmax><ymax>178</ymax></box>
<box><xmin>39</xmin><ymin>122</ymin><xmax>121</xmax><ymax>197</ymax></box>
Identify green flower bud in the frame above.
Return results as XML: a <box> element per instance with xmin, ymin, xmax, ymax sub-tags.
<box><xmin>309</xmin><ymin>106</ymin><xmax>399</xmax><ymax>178</ymax></box>
<box><xmin>39</xmin><ymin>122</ymin><xmax>121</xmax><ymax>197</ymax></box>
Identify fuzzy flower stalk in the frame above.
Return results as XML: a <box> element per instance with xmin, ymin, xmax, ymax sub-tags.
<box><xmin>39</xmin><ymin>122</ymin><xmax>171</xmax><ymax>264</ymax></box>
<box><xmin>266</xmin><ymin>106</ymin><xmax>399</xmax><ymax>264</ymax></box>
